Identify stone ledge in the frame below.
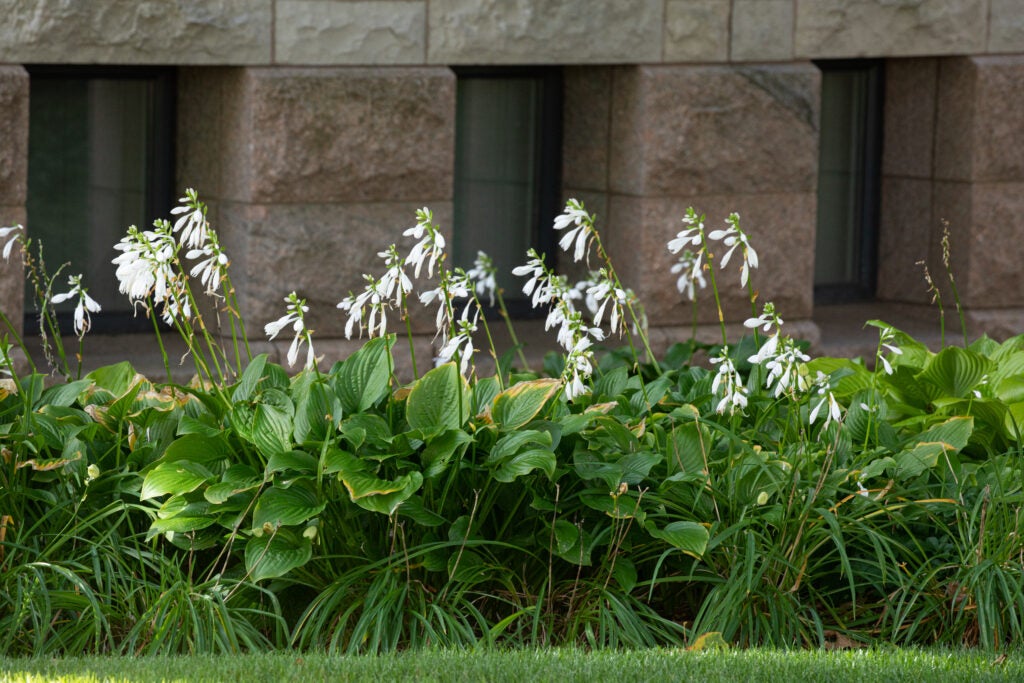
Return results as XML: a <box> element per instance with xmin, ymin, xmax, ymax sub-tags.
<box><xmin>0</xmin><ymin>0</ymin><xmax>272</xmax><ymax>64</ymax></box>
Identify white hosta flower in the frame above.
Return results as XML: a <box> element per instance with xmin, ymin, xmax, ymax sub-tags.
<box><xmin>563</xmin><ymin>335</ymin><xmax>596</xmax><ymax>402</ymax></box>
<box><xmin>1</xmin><ymin>225</ymin><xmax>22</xmax><ymax>261</ymax></box>
<box><xmin>584</xmin><ymin>270</ymin><xmax>628</xmax><ymax>334</ymax></box>
<box><xmin>111</xmin><ymin>223</ymin><xmax>178</xmax><ymax>311</ymax></box>
<box><xmin>667</xmin><ymin>208</ymin><xmax>706</xmax><ymax>254</ymax></box>
<box><xmin>512</xmin><ymin>250</ymin><xmax>551</xmax><ymax>308</ymax></box>
<box><xmin>337</xmin><ymin>275</ymin><xmax>391</xmax><ymax>340</ymax></box>
<box><xmin>377</xmin><ymin>244</ymin><xmax>413</xmax><ymax>308</ymax></box>
<box><xmin>466</xmin><ymin>251</ymin><xmax>498</xmax><ymax>306</ymax></box>
<box><xmin>266</xmin><ymin>292</ymin><xmax>315</xmax><ymax>369</ymax></box>
<box><xmin>710</xmin><ymin>346</ymin><xmax>748</xmax><ymax>415</ymax></box>
<box><xmin>436</xmin><ymin>305</ymin><xmax>479</xmax><ymax>376</ymax></box>
<box><xmin>186</xmin><ymin>245</ymin><xmax>229</xmax><ymax>296</ymax></box>
<box><xmin>744</xmin><ymin>301</ymin><xmax>783</xmax><ymax>334</ymax></box>
<box><xmin>708</xmin><ymin>213</ymin><xmax>758</xmax><ymax>287</ymax></box>
<box><xmin>169</xmin><ymin>188</ymin><xmax>209</xmax><ymax>249</ymax></box>
<box><xmin>763</xmin><ymin>341</ymin><xmax>811</xmax><ymax>398</ymax></box>
<box><xmin>553</xmin><ymin>199</ymin><xmax>593</xmax><ymax>263</ymax></box>
<box><xmin>161</xmin><ymin>289</ymin><xmax>192</xmax><ymax>326</ymax></box>
<box><xmin>418</xmin><ymin>269</ymin><xmax>472</xmax><ymax>342</ymax></box>
<box><xmin>877</xmin><ymin>327</ymin><xmax>903</xmax><ymax>375</ymax></box>
<box><xmin>404</xmin><ymin>208</ymin><xmax>446</xmax><ymax>279</ymax></box>
<box><xmin>51</xmin><ymin>274</ymin><xmax>101</xmax><ymax>336</ymax></box>
<box><xmin>671</xmin><ymin>249</ymin><xmax>706</xmax><ymax>301</ymax></box>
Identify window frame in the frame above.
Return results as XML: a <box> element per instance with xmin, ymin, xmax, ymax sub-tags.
<box><xmin>24</xmin><ymin>64</ymin><xmax>177</xmax><ymax>334</ymax></box>
<box><xmin>813</xmin><ymin>59</ymin><xmax>884</xmax><ymax>304</ymax></box>
<box><xmin>452</xmin><ymin>66</ymin><xmax>563</xmax><ymax>318</ymax></box>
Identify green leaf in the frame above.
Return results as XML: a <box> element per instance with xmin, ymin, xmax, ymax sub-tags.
<box><xmin>330</xmin><ymin>450</ymin><xmax>423</xmax><ymax>515</ymax></box>
<box><xmin>149</xmin><ymin>515</ymin><xmax>217</xmax><ymax>535</ymax></box>
<box><xmin>472</xmin><ymin>376</ymin><xmax>501</xmax><ymax>417</ymax></box>
<box><xmin>265</xmin><ymin>450</ymin><xmax>318</xmax><ymax>477</ymax></box>
<box><xmin>612</xmin><ymin>557</ymin><xmax>638</xmax><ymax>593</ymax></box>
<box><xmin>232</xmin><ymin>354</ymin><xmax>268</xmax><ymax>403</ymax></box>
<box><xmin>421</xmin><ymin>429</ymin><xmax>473</xmax><ymax>479</ymax></box>
<box><xmin>894</xmin><ymin>442</ymin><xmax>946</xmax><ymax>479</ymax></box>
<box><xmin>251</xmin><ymin>402</ymin><xmax>294</xmax><ymax>458</ymax></box>
<box><xmin>918</xmin><ymin>347</ymin><xmax>995</xmax><ymax>399</ymax></box>
<box><xmin>396</xmin><ymin>495</ymin><xmax>446</xmax><ymax>527</ymax></box>
<box><xmin>336</xmin><ymin>335</ymin><xmax>393</xmax><ymax>414</ymax></box>
<box><xmin>160</xmin><ymin>433</ymin><xmax>231</xmax><ymax>465</ymax></box>
<box><xmin>909</xmin><ymin>415</ymin><xmax>974</xmax><ymax>451</ymax></box>
<box><xmin>245</xmin><ymin>530</ymin><xmax>312</xmax><ymax>581</ymax></box>
<box><xmin>491</xmin><ymin>448</ymin><xmax>557</xmax><ymax>483</ymax></box>
<box><xmin>36</xmin><ymin>379</ymin><xmax>93</xmax><ymax>409</ymax></box>
<box><xmin>252</xmin><ymin>483</ymin><xmax>325</xmax><ymax>529</ymax></box>
<box><xmin>491</xmin><ymin>378</ymin><xmax>561</xmax><ymax>430</ymax></box>
<box><xmin>406</xmin><ymin>363</ymin><xmax>470</xmax><ymax>431</ymax></box>
<box><xmin>141</xmin><ymin>461</ymin><xmax>215</xmax><ymax>500</ymax></box>
<box><xmin>292</xmin><ymin>379</ymin><xmax>333</xmax><ymax>444</ymax></box>
<box><xmin>646</xmin><ymin>520</ymin><xmax>709</xmax><ymax>559</ymax></box>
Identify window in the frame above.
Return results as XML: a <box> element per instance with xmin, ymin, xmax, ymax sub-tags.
<box><xmin>814</xmin><ymin>61</ymin><xmax>883</xmax><ymax>303</ymax></box>
<box><xmin>26</xmin><ymin>66</ymin><xmax>175</xmax><ymax>332</ymax></box>
<box><xmin>453</xmin><ymin>68</ymin><xmax>561</xmax><ymax>314</ymax></box>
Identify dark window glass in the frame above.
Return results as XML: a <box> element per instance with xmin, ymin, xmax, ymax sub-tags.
<box><xmin>26</xmin><ymin>66</ymin><xmax>174</xmax><ymax>332</ymax></box>
<box><xmin>814</xmin><ymin>61</ymin><xmax>883</xmax><ymax>303</ymax></box>
<box><xmin>453</xmin><ymin>68</ymin><xmax>561</xmax><ymax>314</ymax></box>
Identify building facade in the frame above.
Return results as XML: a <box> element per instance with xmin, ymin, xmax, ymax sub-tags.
<box><xmin>2</xmin><ymin>1</ymin><xmax>1023</xmax><ymax>362</ymax></box>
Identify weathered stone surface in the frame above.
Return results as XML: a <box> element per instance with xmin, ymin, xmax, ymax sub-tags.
<box><xmin>0</xmin><ymin>206</ymin><xmax>25</xmax><ymax>335</ymax></box>
<box><xmin>562</xmin><ymin>68</ymin><xmax>613</xmax><ymax>192</ymax></box>
<box><xmin>218</xmin><ymin>201</ymin><xmax>453</xmax><ymax>338</ymax></box>
<box><xmin>664</xmin><ymin>0</ymin><xmax>730</xmax><ymax>63</ymax></box>
<box><xmin>604</xmin><ymin>193</ymin><xmax>817</xmax><ymax>325</ymax></box>
<box><xmin>225</xmin><ymin>67</ymin><xmax>454</xmax><ymax>203</ymax></box>
<box><xmin>0</xmin><ymin>0</ymin><xmax>271</xmax><ymax>64</ymax></box>
<box><xmin>177</xmin><ymin>68</ymin><xmax>248</xmax><ymax>198</ymax></box>
<box><xmin>427</xmin><ymin>0</ymin><xmax>662</xmax><ymax>64</ymax></box>
<box><xmin>965</xmin><ymin>308</ymin><xmax>1024</xmax><ymax>341</ymax></box>
<box><xmin>731</xmin><ymin>0</ymin><xmax>794</xmax><ymax>62</ymax></box>
<box><xmin>989</xmin><ymin>0</ymin><xmax>1024</xmax><ymax>53</ymax></box>
<box><xmin>609</xmin><ymin>65</ymin><xmax>820</xmax><ymax>196</ymax></box>
<box><xmin>933</xmin><ymin>58</ymin><xmax>977</xmax><ymax>182</ymax></box>
<box><xmin>963</xmin><ymin>182</ymin><xmax>1024</xmax><ymax>307</ymax></box>
<box><xmin>876</xmin><ymin>178</ymin><xmax>933</xmax><ymax>304</ymax></box>
<box><xmin>935</xmin><ymin>57</ymin><xmax>1024</xmax><ymax>183</ymax></box>
<box><xmin>883</xmin><ymin>59</ymin><xmax>937</xmax><ymax>179</ymax></box>
<box><xmin>0</xmin><ymin>67</ymin><xmax>28</xmax><ymax>206</ymax></box>
<box><xmin>795</xmin><ymin>0</ymin><xmax>987</xmax><ymax>58</ymax></box>
<box><xmin>965</xmin><ymin>57</ymin><xmax>1024</xmax><ymax>182</ymax></box>
<box><xmin>275</xmin><ymin>1</ymin><xmax>425</xmax><ymax>65</ymax></box>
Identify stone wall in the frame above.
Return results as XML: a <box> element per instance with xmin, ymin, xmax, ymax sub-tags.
<box><xmin>0</xmin><ymin>1</ymin><xmax>1020</xmax><ymax>66</ymax></box>
<box><xmin>878</xmin><ymin>55</ymin><xmax>1024</xmax><ymax>338</ymax></box>
<box><xmin>177</xmin><ymin>66</ymin><xmax>456</xmax><ymax>344</ymax></box>
<box><xmin>0</xmin><ymin>66</ymin><xmax>27</xmax><ymax>335</ymax></box>
<box><xmin>564</xmin><ymin>64</ymin><xmax>820</xmax><ymax>341</ymax></box>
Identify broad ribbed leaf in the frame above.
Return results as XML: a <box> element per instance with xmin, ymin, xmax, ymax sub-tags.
<box><xmin>472</xmin><ymin>376</ymin><xmax>500</xmax><ymax>418</ymax></box>
<box><xmin>330</xmin><ymin>450</ymin><xmax>424</xmax><ymax>515</ymax></box>
<box><xmin>909</xmin><ymin>416</ymin><xmax>974</xmax><ymax>451</ymax></box>
<box><xmin>252</xmin><ymin>483</ymin><xmax>324</xmax><ymax>529</ymax></box>
<box><xmin>421</xmin><ymin>428</ymin><xmax>473</xmax><ymax>479</ymax></box>
<box><xmin>141</xmin><ymin>461</ymin><xmax>215</xmax><ymax>500</ymax></box>
<box><xmin>918</xmin><ymin>347</ymin><xmax>994</xmax><ymax>399</ymax></box>
<box><xmin>37</xmin><ymin>379</ymin><xmax>93</xmax><ymax>409</ymax></box>
<box><xmin>336</xmin><ymin>335</ymin><xmax>393</xmax><ymax>414</ymax></box>
<box><xmin>406</xmin><ymin>362</ymin><xmax>470</xmax><ymax>431</ymax></box>
<box><xmin>245</xmin><ymin>531</ymin><xmax>312</xmax><ymax>581</ymax></box>
<box><xmin>251</xmin><ymin>403</ymin><xmax>293</xmax><ymax>458</ymax></box>
<box><xmin>232</xmin><ymin>354</ymin><xmax>268</xmax><ymax>402</ymax></box>
<box><xmin>266</xmin><ymin>450</ymin><xmax>318</xmax><ymax>476</ymax></box>
<box><xmin>646</xmin><ymin>520</ymin><xmax>709</xmax><ymax>559</ymax></box>
<box><xmin>492</xmin><ymin>448</ymin><xmax>556</xmax><ymax>483</ymax></box>
<box><xmin>160</xmin><ymin>433</ymin><xmax>231</xmax><ymax>465</ymax></box>
<box><xmin>491</xmin><ymin>378</ymin><xmax>561</xmax><ymax>431</ymax></box>
<box><xmin>894</xmin><ymin>442</ymin><xmax>945</xmax><ymax>479</ymax></box>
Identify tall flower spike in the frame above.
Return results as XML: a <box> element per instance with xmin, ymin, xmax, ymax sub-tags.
<box><xmin>710</xmin><ymin>346</ymin><xmax>748</xmax><ymax>415</ymax></box>
<box><xmin>708</xmin><ymin>213</ymin><xmax>758</xmax><ymax>288</ymax></box>
<box><xmin>169</xmin><ymin>188</ymin><xmax>209</xmax><ymax>250</ymax></box>
<box><xmin>404</xmin><ymin>208</ymin><xmax>447</xmax><ymax>279</ymax></box>
<box><xmin>266</xmin><ymin>292</ymin><xmax>315</xmax><ymax>369</ymax></box>
<box><xmin>667</xmin><ymin>208</ymin><xmax>706</xmax><ymax>254</ymax></box>
<box><xmin>671</xmin><ymin>248</ymin><xmax>706</xmax><ymax>301</ymax></box>
<box><xmin>1</xmin><ymin>225</ymin><xmax>22</xmax><ymax>261</ymax></box>
<box><xmin>553</xmin><ymin>199</ymin><xmax>593</xmax><ymax>263</ymax></box>
<box><xmin>466</xmin><ymin>251</ymin><xmax>498</xmax><ymax>307</ymax></box>
<box><xmin>51</xmin><ymin>274</ymin><xmax>101</xmax><ymax>336</ymax></box>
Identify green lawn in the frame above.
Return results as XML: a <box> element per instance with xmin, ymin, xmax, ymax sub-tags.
<box><xmin>2</xmin><ymin>648</ymin><xmax>1022</xmax><ymax>683</ymax></box>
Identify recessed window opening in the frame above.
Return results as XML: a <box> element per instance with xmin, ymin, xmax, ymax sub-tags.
<box><xmin>453</xmin><ymin>67</ymin><xmax>562</xmax><ymax>316</ymax></box>
<box><xmin>814</xmin><ymin>60</ymin><xmax>883</xmax><ymax>303</ymax></box>
<box><xmin>25</xmin><ymin>65</ymin><xmax>175</xmax><ymax>334</ymax></box>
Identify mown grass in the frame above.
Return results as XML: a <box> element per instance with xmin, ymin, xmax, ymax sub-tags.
<box><xmin>2</xmin><ymin>648</ymin><xmax>1022</xmax><ymax>683</ymax></box>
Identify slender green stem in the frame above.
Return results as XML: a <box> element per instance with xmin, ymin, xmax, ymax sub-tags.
<box><xmin>746</xmin><ymin>280</ymin><xmax>760</xmax><ymax>348</ymax></box>
<box><xmin>148</xmin><ymin>306</ymin><xmax>173</xmax><ymax>384</ymax></box>
<box><xmin>700</xmin><ymin>233</ymin><xmax>729</xmax><ymax>347</ymax></box>
<box><xmin>472</xmin><ymin>293</ymin><xmax>503</xmax><ymax>390</ymax></box>
<box><xmin>496</xmin><ymin>288</ymin><xmax>531</xmax><ymax>372</ymax></box>
<box><xmin>401</xmin><ymin>292</ymin><xmax>419</xmax><ymax>380</ymax></box>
